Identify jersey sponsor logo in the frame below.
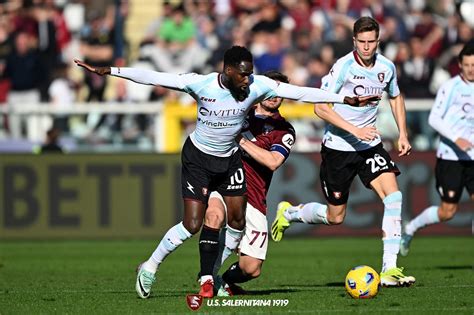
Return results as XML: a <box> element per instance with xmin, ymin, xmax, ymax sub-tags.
<box><xmin>282</xmin><ymin>134</ymin><xmax>295</xmax><ymax>149</ymax></box>
<box><xmin>462</xmin><ymin>103</ymin><xmax>472</xmax><ymax>113</ymax></box>
<box><xmin>197</xmin><ymin>117</ymin><xmax>239</xmax><ymax>128</ymax></box>
<box><xmin>353</xmin><ymin>85</ymin><xmax>385</xmax><ymax>97</ymax></box>
<box><xmin>198</xmin><ymin>107</ymin><xmax>246</xmax><ymax>117</ymax></box>
<box><xmin>353</xmin><ymin>75</ymin><xmax>365</xmax><ymax>80</ymax></box>
<box><xmin>378</xmin><ymin>72</ymin><xmax>385</xmax><ymax>83</ymax></box>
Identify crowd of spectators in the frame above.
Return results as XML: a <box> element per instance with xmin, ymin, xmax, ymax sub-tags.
<box><xmin>0</xmin><ymin>0</ymin><xmax>472</xmax><ymax>152</ymax></box>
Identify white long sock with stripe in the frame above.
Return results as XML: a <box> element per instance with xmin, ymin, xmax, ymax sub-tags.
<box><xmin>283</xmin><ymin>202</ymin><xmax>329</xmax><ymax>224</ymax></box>
<box><xmin>382</xmin><ymin>191</ymin><xmax>402</xmax><ymax>272</ymax></box>
<box><xmin>143</xmin><ymin>222</ymin><xmax>192</xmax><ymax>274</ymax></box>
<box><xmin>213</xmin><ymin>225</ymin><xmax>243</xmax><ymax>275</ymax></box>
<box><xmin>405</xmin><ymin>206</ymin><xmax>440</xmax><ymax>236</ymax></box>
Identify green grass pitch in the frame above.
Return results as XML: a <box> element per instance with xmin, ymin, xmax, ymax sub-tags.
<box><xmin>0</xmin><ymin>237</ymin><xmax>472</xmax><ymax>314</ymax></box>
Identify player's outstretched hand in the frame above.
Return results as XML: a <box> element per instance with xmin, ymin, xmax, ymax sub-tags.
<box><xmin>398</xmin><ymin>136</ymin><xmax>412</xmax><ymax>156</ymax></box>
<box><xmin>344</xmin><ymin>95</ymin><xmax>381</xmax><ymax>107</ymax></box>
<box><xmin>74</xmin><ymin>59</ymin><xmax>111</xmax><ymax>76</ymax></box>
<box><xmin>353</xmin><ymin>126</ymin><xmax>379</xmax><ymax>142</ymax></box>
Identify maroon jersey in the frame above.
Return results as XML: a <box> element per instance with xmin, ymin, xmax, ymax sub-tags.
<box><xmin>241</xmin><ymin>107</ymin><xmax>295</xmax><ymax>215</ymax></box>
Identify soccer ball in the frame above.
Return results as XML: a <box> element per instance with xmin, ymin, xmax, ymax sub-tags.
<box><xmin>345</xmin><ymin>265</ymin><xmax>380</xmax><ymax>299</ymax></box>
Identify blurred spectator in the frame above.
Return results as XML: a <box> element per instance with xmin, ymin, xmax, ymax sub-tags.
<box><xmin>113</xmin><ymin>0</ymin><xmax>128</xmax><ymax>65</ymax></box>
<box><xmin>5</xmin><ymin>31</ymin><xmax>44</xmax><ymax>140</ymax></box>
<box><xmin>39</xmin><ymin>127</ymin><xmax>63</xmax><ymax>153</ymax></box>
<box><xmin>79</xmin><ymin>11</ymin><xmax>113</xmax><ymax>102</ymax></box>
<box><xmin>30</xmin><ymin>3</ymin><xmax>59</xmax><ymax>101</ymax></box>
<box><xmin>48</xmin><ymin>61</ymin><xmax>75</xmax><ymax>133</ymax></box>
<box><xmin>400</xmin><ymin>36</ymin><xmax>435</xmax><ymax>99</ymax></box>
<box><xmin>306</xmin><ymin>55</ymin><xmax>329</xmax><ymax>88</ymax></box>
<box><xmin>143</xmin><ymin>0</ymin><xmax>174</xmax><ymax>42</ymax></box>
<box><xmin>254</xmin><ymin>32</ymin><xmax>286</xmax><ymax>73</ymax></box>
<box><xmin>440</xmin><ymin>20</ymin><xmax>473</xmax><ymax>76</ymax></box>
<box><xmin>398</xmin><ymin>36</ymin><xmax>436</xmax><ymax>148</ymax></box>
<box><xmin>82</xmin><ymin>0</ymin><xmax>115</xmax><ymax>32</ymax></box>
<box><xmin>0</xmin><ymin>15</ymin><xmax>13</xmax><ymax>103</ymax></box>
<box><xmin>281</xmin><ymin>52</ymin><xmax>308</xmax><ymax>86</ymax></box>
<box><xmin>412</xmin><ymin>7</ymin><xmax>445</xmax><ymax>59</ymax></box>
<box><xmin>251</xmin><ymin>2</ymin><xmax>283</xmax><ymax>34</ymax></box>
<box><xmin>142</xmin><ymin>4</ymin><xmax>208</xmax><ymax>73</ymax></box>
<box><xmin>328</xmin><ymin>19</ymin><xmax>352</xmax><ymax>59</ymax></box>
<box><xmin>44</xmin><ymin>0</ymin><xmax>71</xmax><ymax>60</ymax></box>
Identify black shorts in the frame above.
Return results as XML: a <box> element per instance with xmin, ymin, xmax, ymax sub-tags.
<box><xmin>320</xmin><ymin>144</ymin><xmax>400</xmax><ymax>205</ymax></box>
<box><xmin>181</xmin><ymin>137</ymin><xmax>247</xmax><ymax>203</ymax></box>
<box><xmin>435</xmin><ymin>159</ymin><xmax>474</xmax><ymax>203</ymax></box>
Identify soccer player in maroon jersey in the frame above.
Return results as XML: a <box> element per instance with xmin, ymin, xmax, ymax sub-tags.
<box><xmin>202</xmin><ymin>71</ymin><xmax>295</xmax><ymax>295</ymax></box>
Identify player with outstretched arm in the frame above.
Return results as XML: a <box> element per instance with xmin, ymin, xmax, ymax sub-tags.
<box><xmin>75</xmin><ymin>45</ymin><xmax>377</xmax><ymax>298</ymax></box>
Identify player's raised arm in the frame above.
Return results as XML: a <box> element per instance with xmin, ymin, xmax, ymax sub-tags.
<box><xmin>74</xmin><ymin>59</ymin><xmax>188</xmax><ymax>91</ymax></box>
<box><xmin>271</xmin><ymin>81</ymin><xmax>379</xmax><ymax>107</ymax></box>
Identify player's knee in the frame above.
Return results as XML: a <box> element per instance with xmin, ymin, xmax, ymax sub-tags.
<box><xmin>241</xmin><ymin>263</ymin><xmax>261</xmax><ymax>279</ymax></box>
<box><xmin>227</xmin><ymin>216</ymin><xmax>246</xmax><ymax>231</ymax></box>
<box><xmin>204</xmin><ymin>211</ymin><xmax>224</xmax><ymax>229</ymax></box>
<box><xmin>183</xmin><ymin>218</ymin><xmax>203</xmax><ymax>235</ymax></box>
<box><xmin>439</xmin><ymin>204</ymin><xmax>457</xmax><ymax>221</ymax></box>
<box><xmin>327</xmin><ymin>213</ymin><xmax>344</xmax><ymax>225</ymax></box>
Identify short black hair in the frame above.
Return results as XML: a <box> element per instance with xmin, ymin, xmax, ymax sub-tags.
<box><xmin>223</xmin><ymin>46</ymin><xmax>253</xmax><ymax>68</ymax></box>
<box><xmin>263</xmin><ymin>70</ymin><xmax>289</xmax><ymax>84</ymax></box>
<box><xmin>353</xmin><ymin>16</ymin><xmax>379</xmax><ymax>38</ymax></box>
<box><xmin>459</xmin><ymin>41</ymin><xmax>474</xmax><ymax>63</ymax></box>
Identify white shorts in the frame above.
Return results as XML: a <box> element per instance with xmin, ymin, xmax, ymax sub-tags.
<box><xmin>239</xmin><ymin>203</ymin><xmax>268</xmax><ymax>260</ymax></box>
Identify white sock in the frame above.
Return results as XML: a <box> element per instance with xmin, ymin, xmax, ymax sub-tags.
<box><xmin>143</xmin><ymin>222</ymin><xmax>192</xmax><ymax>274</ymax></box>
<box><xmin>283</xmin><ymin>202</ymin><xmax>329</xmax><ymax>224</ymax></box>
<box><xmin>405</xmin><ymin>206</ymin><xmax>440</xmax><ymax>236</ymax></box>
<box><xmin>213</xmin><ymin>225</ymin><xmax>243</xmax><ymax>275</ymax></box>
<box><xmin>381</xmin><ymin>191</ymin><xmax>402</xmax><ymax>272</ymax></box>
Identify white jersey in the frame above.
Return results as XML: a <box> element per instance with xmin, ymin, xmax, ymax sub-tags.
<box><xmin>321</xmin><ymin>51</ymin><xmax>400</xmax><ymax>151</ymax></box>
<box><xmin>111</xmin><ymin>67</ymin><xmax>345</xmax><ymax>156</ymax></box>
<box><xmin>429</xmin><ymin>75</ymin><xmax>474</xmax><ymax>161</ymax></box>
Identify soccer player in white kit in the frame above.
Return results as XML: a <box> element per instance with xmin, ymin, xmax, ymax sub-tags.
<box><xmin>400</xmin><ymin>42</ymin><xmax>474</xmax><ymax>256</ymax></box>
<box><xmin>74</xmin><ymin>46</ymin><xmax>376</xmax><ymax>298</ymax></box>
<box><xmin>272</xmin><ymin>17</ymin><xmax>416</xmax><ymax>287</ymax></box>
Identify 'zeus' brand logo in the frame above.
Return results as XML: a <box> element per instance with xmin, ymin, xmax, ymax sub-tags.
<box><xmin>200</xmin><ymin>96</ymin><xmax>216</xmax><ymax>102</ymax></box>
